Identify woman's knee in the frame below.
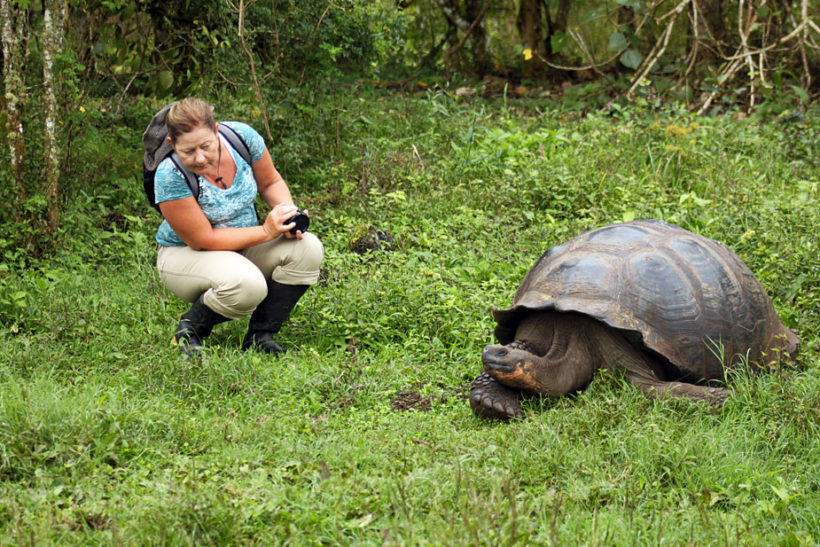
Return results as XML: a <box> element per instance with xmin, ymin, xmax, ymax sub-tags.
<box><xmin>270</xmin><ymin>233</ymin><xmax>324</xmax><ymax>286</ymax></box>
<box><xmin>295</xmin><ymin>232</ymin><xmax>324</xmax><ymax>272</ymax></box>
<box><xmin>208</xmin><ymin>268</ymin><xmax>267</xmax><ymax>317</ymax></box>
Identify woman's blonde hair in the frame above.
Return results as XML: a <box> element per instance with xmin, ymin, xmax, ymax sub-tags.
<box><xmin>166</xmin><ymin>98</ymin><xmax>216</xmax><ymax>142</ymax></box>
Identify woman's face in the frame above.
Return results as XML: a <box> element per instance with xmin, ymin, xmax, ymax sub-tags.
<box><xmin>171</xmin><ymin>124</ymin><xmax>218</xmax><ymax>174</ymax></box>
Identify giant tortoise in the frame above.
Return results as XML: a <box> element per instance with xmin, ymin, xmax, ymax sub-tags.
<box><xmin>469</xmin><ymin>219</ymin><xmax>799</xmax><ymax>420</ymax></box>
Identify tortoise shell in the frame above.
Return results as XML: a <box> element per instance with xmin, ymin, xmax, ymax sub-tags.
<box><xmin>493</xmin><ymin>220</ymin><xmax>797</xmax><ymax>379</ymax></box>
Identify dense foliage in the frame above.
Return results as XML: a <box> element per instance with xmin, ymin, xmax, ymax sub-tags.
<box><xmin>0</xmin><ymin>89</ymin><xmax>818</xmax><ymax>542</ymax></box>
<box><xmin>1</xmin><ymin>1</ymin><xmax>818</xmax><ymax>253</ymax></box>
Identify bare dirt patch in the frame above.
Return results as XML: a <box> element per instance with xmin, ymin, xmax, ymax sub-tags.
<box><xmin>391</xmin><ymin>390</ymin><xmax>435</xmax><ymax>412</ymax></box>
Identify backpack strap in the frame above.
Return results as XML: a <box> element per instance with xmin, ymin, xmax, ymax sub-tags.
<box><xmin>163</xmin><ymin>123</ymin><xmax>253</xmax><ymax>202</ymax></box>
<box><xmin>169</xmin><ymin>153</ymin><xmax>201</xmax><ymax>200</ymax></box>
<box><xmin>218</xmin><ymin>123</ymin><xmax>253</xmax><ymax>166</ymax></box>
<box><xmin>217</xmin><ymin>123</ymin><xmax>260</xmax><ymax>222</ymax></box>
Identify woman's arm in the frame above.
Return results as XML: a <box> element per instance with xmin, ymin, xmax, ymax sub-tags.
<box><xmin>253</xmin><ymin>147</ymin><xmax>292</xmax><ymax>208</ymax></box>
<box><xmin>158</xmin><ymin>197</ymin><xmax>279</xmax><ymax>251</ymax></box>
<box><xmin>253</xmin><ymin>147</ymin><xmax>304</xmax><ymax>239</ymax></box>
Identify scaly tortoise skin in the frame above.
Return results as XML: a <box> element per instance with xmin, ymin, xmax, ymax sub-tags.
<box><xmin>470</xmin><ymin>219</ymin><xmax>799</xmax><ymax>420</ymax></box>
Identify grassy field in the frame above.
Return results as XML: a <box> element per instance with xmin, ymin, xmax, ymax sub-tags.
<box><xmin>1</xmin><ymin>91</ymin><xmax>818</xmax><ymax>544</ymax></box>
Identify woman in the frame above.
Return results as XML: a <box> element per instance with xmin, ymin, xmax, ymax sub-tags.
<box><xmin>151</xmin><ymin>98</ymin><xmax>323</xmax><ymax>356</ymax></box>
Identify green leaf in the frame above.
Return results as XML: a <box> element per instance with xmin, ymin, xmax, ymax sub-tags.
<box><xmin>771</xmin><ymin>485</ymin><xmax>791</xmax><ymax>501</ymax></box>
<box><xmin>609</xmin><ymin>32</ymin><xmax>627</xmax><ymax>52</ymax></box>
<box><xmin>789</xmin><ymin>85</ymin><xmax>810</xmax><ymax>104</ymax></box>
<box><xmin>158</xmin><ymin>70</ymin><xmax>174</xmax><ymax>91</ymax></box>
<box><xmin>551</xmin><ymin>31</ymin><xmax>568</xmax><ymax>54</ymax></box>
<box><xmin>620</xmin><ymin>49</ymin><xmax>642</xmax><ymax>70</ymax></box>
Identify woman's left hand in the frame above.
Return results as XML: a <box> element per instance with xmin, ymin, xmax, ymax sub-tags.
<box><xmin>271</xmin><ymin>203</ymin><xmax>305</xmax><ymax>239</ymax></box>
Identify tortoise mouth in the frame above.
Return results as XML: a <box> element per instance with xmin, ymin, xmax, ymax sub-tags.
<box><xmin>482</xmin><ymin>340</ymin><xmax>538</xmax><ymax>373</ymax></box>
<box><xmin>484</xmin><ymin>361</ymin><xmax>515</xmax><ymax>374</ymax></box>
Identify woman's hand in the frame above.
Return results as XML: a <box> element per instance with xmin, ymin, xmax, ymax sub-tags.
<box><xmin>265</xmin><ymin>203</ymin><xmax>306</xmax><ymax>239</ymax></box>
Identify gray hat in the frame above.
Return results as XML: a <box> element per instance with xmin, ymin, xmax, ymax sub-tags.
<box><xmin>142</xmin><ymin>102</ymin><xmax>177</xmax><ymax>171</ymax></box>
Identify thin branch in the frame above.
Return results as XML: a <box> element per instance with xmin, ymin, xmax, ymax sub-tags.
<box><xmin>798</xmin><ymin>0</ymin><xmax>812</xmax><ymax>88</ymax></box>
<box><xmin>696</xmin><ymin>57</ymin><xmax>743</xmax><ymax>115</ymax></box>
<box><xmin>737</xmin><ymin>0</ymin><xmax>757</xmax><ymax>109</ymax></box>
<box><xmin>680</xmin><ymin>0</ymin><xmax>702</xmax><ymax>92</ymax></box>
<box><xmin>236</xmin><ymin>0</ymin><xmax>273</xmax><ymax>142</ymax></box>
<box><xmin>297</xmin><ymin>5</ymin><xmax>332</xmax><ymax>87</ymax></box>
<box><xmin>633</xmin><ymin>0</ymin><xmax>664</xmax><ymax>36</ymax></box>
<box><xmin>568</xmin><ymin>29</ymin><xmax>601</xmax><ymax>73</ymax></box>
<box><xmin>115</xmin><ymin>72</ymin><xmax>140</xmax><ymax>115</ymax></box>
<box><xmin>536</xmin><ymin>49</ymin><xmax>624</xmax><ymax>72</ymax></box>
<box><xmin>627</xmin><ymin>0</ymin><xmax>690</xmax><ymax>99</ymax></box>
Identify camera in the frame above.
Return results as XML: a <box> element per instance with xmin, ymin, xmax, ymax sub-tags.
<box><xmin>287</xmin><ymin>210</ymin><xmax>310</xmax><ymax>235</ymax></box>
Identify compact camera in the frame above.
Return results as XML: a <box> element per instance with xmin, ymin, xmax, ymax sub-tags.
<box><xmin>287</xmin><ymin>210</ymin><xmax>310</xmax><ymax>235</ymax></box>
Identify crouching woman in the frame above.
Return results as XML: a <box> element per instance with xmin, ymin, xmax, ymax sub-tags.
<box><xmin>148</xmin><ymin>98</ymin><xmax>323</xmax><ymax>355</ymax></box>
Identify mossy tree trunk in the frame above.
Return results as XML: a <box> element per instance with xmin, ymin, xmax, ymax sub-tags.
<box><xmin>42</xmin><ymin>0</ymin><xmax>68</xmax><ymax>234</ymax></box>
<box><xmin>0</xmin><ymin>0</ymin><xmax>28</xmax><ymax>221</ymax></box>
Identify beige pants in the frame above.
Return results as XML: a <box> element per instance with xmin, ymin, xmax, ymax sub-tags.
<box><xmin>156</xmin><ymin>232</ymin><xmax>323</xmax><ymax>320</ymax></box>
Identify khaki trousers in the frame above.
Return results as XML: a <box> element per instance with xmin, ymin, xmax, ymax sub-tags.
<box><xmin>156</xmin><ymin>232</ymin><xmax>323</xmax><ymax>320</ymax></box>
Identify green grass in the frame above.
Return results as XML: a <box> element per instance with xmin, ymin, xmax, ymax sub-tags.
<box><xmin>1</xmin><ymin>93</ymin><xmax>818</xmax><ymax>544</ymax></box>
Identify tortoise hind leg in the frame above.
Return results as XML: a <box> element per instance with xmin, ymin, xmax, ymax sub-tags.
<box><xmin>597</xmin><ymin>327</ymin><xmax>730</xmax><ymax>407</ymax></box>
<box><xmin>631</xmin><ymin>378</ymin><xmax>729</xmax><ymax>406</ymax></box>
<box><xmin>469</xmin><ymin>371</ymin><xmax>524</xmax><ymax>420</ymax></box>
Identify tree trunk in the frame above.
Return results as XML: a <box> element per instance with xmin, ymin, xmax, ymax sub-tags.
<box><xmin>517</xmin><ymin>0</ymin><xmax>572</xmax><ymax>79</ymax></box>
<box><xmin>465</xmin><ymin>0</ymin><xmax>491</xmax><ymax>76</ymax></box>
<box><xmin>0</xmin><ymin>0</ymin><xmax>28</xmax><ymax>219</ymax></box>
<box><xmin>518</xmin><ymin>0</ymin><xmax>547</xmax><ymax>77</ymax></box>
<box><xmin>553</xmin><ymin>0</ymin><xmax>571</xmax><ymax>37</ymax></box>
<box><xmin>42</xmin><ymin>0</ymin><xmax>68</xmax><ymax>233</ymax></box>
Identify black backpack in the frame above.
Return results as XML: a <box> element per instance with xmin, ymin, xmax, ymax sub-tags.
<box><xmin>141</xmin><ymin>103</ymin><xmax>252</xmax><ymax>210</ymax></box>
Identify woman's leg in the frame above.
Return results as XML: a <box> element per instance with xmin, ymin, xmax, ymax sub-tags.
<box><xmin>239</xmin><ymin>233</ymin><xmax>324</xmax><ymax>353</ymax></box>
<box><xmin>241</xmin><ymin>232</ymin><xmax>324</xmax><ymax>286</ymax></box>
<box><xmin>157</xmin><ymin>245</ymin><xmax>268</xmax><ymax>320</ymax></box>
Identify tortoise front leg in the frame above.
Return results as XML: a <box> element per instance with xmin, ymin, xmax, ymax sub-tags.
<box><xmin>469</xmin><ymin>371</ymin><xmax>524</xmax><ymax>420</ymax></box>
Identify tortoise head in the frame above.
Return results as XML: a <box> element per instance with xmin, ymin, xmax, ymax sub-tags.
<box><xmin>482</xmin><ymin>311</ymin><xmax>595</xmax><ymax>396</ymax></box>
<box><xmin>482</xmin><ymin>341</ymin><xmax>545</xmax><ymax>393</ymax></box>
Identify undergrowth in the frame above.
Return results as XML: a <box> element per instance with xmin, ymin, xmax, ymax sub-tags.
<box><xmin>0</xmin><ymin>91</ymin><xmax>818</xmax><ymax>544</ymax></box>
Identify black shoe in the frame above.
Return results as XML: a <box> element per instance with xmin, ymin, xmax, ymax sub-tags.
<box><xmin>242</xmin><ymin>280</ymin><xmax>309</xmax><ymax>354</ymax></box>
<box><xmin>241</xmin><ymin>332</ymin><xmax>285</xmax><ymax>355</ymax></box>
<box><xmin>173</xmin><ymin>294</ymin><xmax>230</xmax><ymax>356</ymax></box>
